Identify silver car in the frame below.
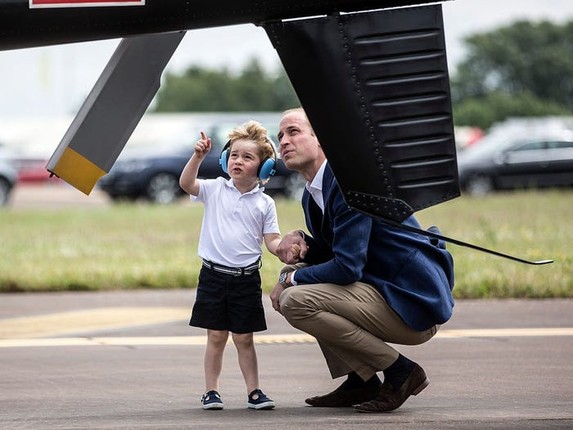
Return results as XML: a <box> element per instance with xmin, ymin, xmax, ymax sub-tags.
<box><xmin>0</xmin><ymin>144</ymin><xmax>18</xmax><ymax>206</ymax></box>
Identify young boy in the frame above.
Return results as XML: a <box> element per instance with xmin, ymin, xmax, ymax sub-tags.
<box><xmin>179</xmin><ymin>121</ymin><xmax>280</xmax><ymax>411</ymax></box>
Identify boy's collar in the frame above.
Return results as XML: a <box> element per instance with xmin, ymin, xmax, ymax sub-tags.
<box><xmin>224</xmin><ymin>178</ymin><xmax>262</xmax><ymax>195</ymax></box>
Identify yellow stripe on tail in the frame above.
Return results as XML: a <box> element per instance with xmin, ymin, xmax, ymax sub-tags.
<box><xmin>48</xmin><ymin>146</ymin><xmax>106</xmax><ymax>195</ymax></box>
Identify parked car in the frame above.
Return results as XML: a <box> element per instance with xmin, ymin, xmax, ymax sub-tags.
<box><xmin>457</xmin><ymin>129</ymin><xmax>573</xmax><ymax>196</ymax></box>
<box><xmin>0</xmin><ymin>144</ymin><xmax>18</xmax><ymax>207</ymax></box>
<box><xmin>98</xmin><ymin>113</ymin><xmax>305</xmax><ymax>203</ymax></box>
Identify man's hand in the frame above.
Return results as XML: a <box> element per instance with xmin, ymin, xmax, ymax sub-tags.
<box><xmin>270</xmin><ymin>282</ymin><xmax>286</xmax><ymax>314</ymax></box>
<box><xmin>277</xmin><ymin>230</ymin><xmax>308</xmax><ymax>264</ymax></box>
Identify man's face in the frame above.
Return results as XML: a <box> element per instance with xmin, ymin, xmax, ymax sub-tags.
<box><xmin>277</xmin><ymin>111</ymin><xmax>321</xmax><ymax>172</ymax></box>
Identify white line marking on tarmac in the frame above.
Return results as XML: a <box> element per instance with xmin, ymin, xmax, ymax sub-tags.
<box><xmin>0</xmin><ymin>307</ymin><xmax>191</xmax><ymax>339</ymax></box>
<box><xmin>1</xmin><ymin>328</ymin><xmax>572</xmax><ymax>348</ymax></box>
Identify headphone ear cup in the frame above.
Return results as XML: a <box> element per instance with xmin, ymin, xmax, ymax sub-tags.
<box><xmin>219</xmin><ymin>149</ymin><xmax>229</xmax><ymax>174</ymax></box>
<box><xmin>258</xmin><ymin>157</ymin><xmax>276</xmax><ymax>181</ymax></box>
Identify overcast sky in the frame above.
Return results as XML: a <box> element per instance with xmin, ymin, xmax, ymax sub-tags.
<box><xmin>1</xmin><ymin>0</ymin><xmax>573</xmax><ymax>117</ymax></box>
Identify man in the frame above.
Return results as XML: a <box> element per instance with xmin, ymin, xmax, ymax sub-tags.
<box><xmin>270</xmin><ymin>108</ymin><xmax>455</xmax><ymax>413</ymax></box>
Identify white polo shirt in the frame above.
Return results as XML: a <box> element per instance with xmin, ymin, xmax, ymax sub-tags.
<box><xmin>193</xmin><ymin>177</ymin><xmax>280</xmax><ymax>267</ymax></box>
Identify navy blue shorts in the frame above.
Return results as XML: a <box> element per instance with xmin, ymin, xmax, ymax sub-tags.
<box><xmin>190</xmin><ymin>266</ymin><xmax>267</xmax><ymax>334</ymax></box>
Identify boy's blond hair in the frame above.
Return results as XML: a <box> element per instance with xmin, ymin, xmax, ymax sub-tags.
<box><xmin>227</xmin><ymin>120</ymin><xmax>275</xmax><ymax>163</ymax></box>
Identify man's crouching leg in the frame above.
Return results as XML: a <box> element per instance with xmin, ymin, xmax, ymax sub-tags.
<box><xmin>279</xmin><ymin>286</ymin><xmax>381</xmax><ymax>407</ymax></box>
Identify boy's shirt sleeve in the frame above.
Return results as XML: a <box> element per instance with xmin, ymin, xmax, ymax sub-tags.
<box><xmin>192</xmin><ymin>178</ymin><xmax>217</xmax><ymax>203</ymax></box>
<box><xmin>263</xmin><ymin>198</ymin><xmax>281</xmax><ymax>235</ymax></box>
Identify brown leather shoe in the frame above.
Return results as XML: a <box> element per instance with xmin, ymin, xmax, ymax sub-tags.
<box><xmin>305</xmin><ymin>382</ymin><xmax>381</xmax><ymax>407</ymax></box>
<box><xmin>353</xmin><ymin>364</ymin><xmax>429</xmax><ymax>413</ymax></box>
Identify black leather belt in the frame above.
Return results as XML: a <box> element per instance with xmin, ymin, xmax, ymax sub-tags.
<box><xmin>202</xmin><ymin>259</ymin><xmax>261</xmax><ymax>276</ymax></box>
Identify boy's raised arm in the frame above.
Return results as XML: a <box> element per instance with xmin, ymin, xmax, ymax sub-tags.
<box><xmin>179</xmin><ymin>131</ymin><xmax>211</xmax><ymax>196</ymax></box>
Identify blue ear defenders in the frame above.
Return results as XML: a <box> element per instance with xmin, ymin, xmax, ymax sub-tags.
<box><xmin>219</xmin><ymin>139</ymin><xmax>277</xmax><ymax>180</ymax></box>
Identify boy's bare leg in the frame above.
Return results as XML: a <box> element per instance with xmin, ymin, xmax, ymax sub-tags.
<box><xmin>232</xmin><ymin>332</ymin><xmax>259</xmax><ymax>393</ymax></box>
<box><xmin>205</xmin><ymin>329</ymin><xmax>229</xmax><ymax>391</ymax></box>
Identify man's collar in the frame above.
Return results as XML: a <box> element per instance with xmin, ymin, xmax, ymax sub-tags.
<box><xmin>306</xmin><ymin>160</ymin><xmax>328</xmax><ymax>191</ymax></box>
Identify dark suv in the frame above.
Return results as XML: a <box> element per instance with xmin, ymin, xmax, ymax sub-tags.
<box><xmin>458</xmin><ymin>129</ymin><xmax>573</xmax><ymax>195</ymax></box>
<box><xmin>98</xmin><ymin>113</ymin><xmax>305</xmax><ymax>203</ymax></box>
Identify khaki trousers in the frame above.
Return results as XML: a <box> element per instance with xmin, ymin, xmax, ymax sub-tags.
<box><xmin>279</xmin><ymin>280</ymin><xmax>438</xmax><ymax>381</ymax></box>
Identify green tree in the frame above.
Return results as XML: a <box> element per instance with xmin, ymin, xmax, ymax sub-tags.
<box><xmin>271</xmin><ymin>71</ymin><xmax>301</xmax><ymax>111</ymax></box>
<box><xmin>154</xmin><ymin>67</ymin><xmax>237</xmax><ymax>111</ymax></box>
<box><xmin>454</xmin><ymin>91</ymin><xmax>571</xmax><ymax>130</ymax></box>
<box><xmin>154</xmin><ymin>59</ymin><xmax>299</xmax><ymax>112</ymax></box>
<box><xmin>451</xmin><ymin>20</ymin><xmax>573</xmax><ymax>128</ymax></box>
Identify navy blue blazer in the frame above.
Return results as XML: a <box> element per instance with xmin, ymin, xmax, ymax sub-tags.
<box><xmin>295</xmin><ymin>164</ymin><xmax>455</xmax><ymax>331</ymax></box>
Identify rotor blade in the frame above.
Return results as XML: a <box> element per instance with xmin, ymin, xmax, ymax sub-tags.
<box><xmin>46</xmin><ymin>30</ymin><xmax>185</xmax><ymax>195</ymax></box>
<box><xmin>2</xmin><ymin>0</ymin><xmax>451</xmax><ymax>51</ymax></box>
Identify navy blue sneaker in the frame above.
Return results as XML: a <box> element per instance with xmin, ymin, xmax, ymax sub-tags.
<box><xmin>247</xmin><ymin>389</ymin><xmax>275</xmax><ymax>410</ymax></box>
<box><xmin>201</xmin><ymin>390</ymin><xmax>223</xmax><ymax>410</ymax></box>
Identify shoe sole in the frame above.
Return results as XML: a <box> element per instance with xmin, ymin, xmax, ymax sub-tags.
<box><xmin>248</xmin><ymin>401</ymin><xmax>275</xmax><ymax>410</ymax></box>
<box><xmin>304</xmin><ymin>385</ymin><xmax>382</xmax><ymax>407</ymax></box>
<box><xmin>354</xmin><ymin>376</ymin><xmax>430</xmax><ymax>413</ymax></box>
<box><xmin>412</xmin><ymin>377</ymin><xmax>430</xmax><ymax>396</ymax></box>
<box><xmin>202</xmin><ymin>403</ymin><xmax>224</xmax><ymax>410</ymax></box>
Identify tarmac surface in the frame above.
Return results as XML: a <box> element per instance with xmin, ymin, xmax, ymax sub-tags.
<box><xmin>1</xmin><ymin>290</ymin><xmax>572</xmax><ymax>430</ymax></box>
<box><xmin>2</xmin><ymin>185</ymin><xmax>572</xmax><ymax>429</ymax></box>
